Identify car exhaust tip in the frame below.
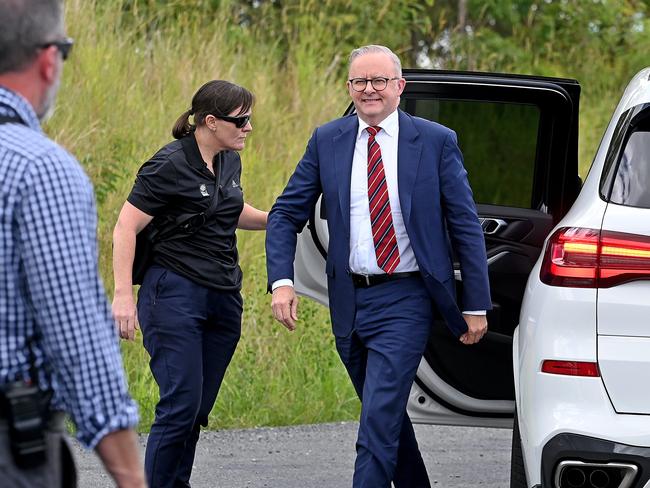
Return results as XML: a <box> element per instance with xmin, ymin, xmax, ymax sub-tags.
<box><xmin>565</xmin><ymin>466</ymin><xmax>586</xmax><ymax>487</ymax></box>
<box><xmin>555</xmin><ymin>461</ymin><xmax>638</xmax><ymax>488</ymax></box>
<box><xmin>589</xmin><ymin>469</ymin><xmax>610</xmax><ymax>488</ymax></box>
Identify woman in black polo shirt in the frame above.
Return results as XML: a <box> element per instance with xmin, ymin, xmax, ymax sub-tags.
<box><xmin>111</xmin><ymin>80</ymin><xmax>267</xmax><ymax>488</ymax></box>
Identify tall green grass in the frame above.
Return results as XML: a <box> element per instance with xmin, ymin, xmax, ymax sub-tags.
<box><xmin>49</xmin><ymin>0</ymin><xmax>648</xmax><ymax>431</ymax></box>
<box><xmin>52</xmin><ymin>0</ymin><xmax>356</xmax><ymax>431</ymax></box>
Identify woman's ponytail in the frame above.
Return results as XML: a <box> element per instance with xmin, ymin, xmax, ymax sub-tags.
<box><xmin>172</xmin><ymin>109</ymin><xmax>194</xmax><ymax>139</ymax></box>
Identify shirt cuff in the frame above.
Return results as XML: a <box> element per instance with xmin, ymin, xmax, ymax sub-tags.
<box><xmin>462</xmin><ymin>310</ymin><xmax>486</xmax><ymax>315</ymax></box>
<box><xmin>76</xmin><ymin>398</ymin><xmax>140</xmax><ymax>449</ymax></box>
<box><xmin>272</xmin><ymin>279</ymin><xmax>294</xmax><ymax>291</ymax></box>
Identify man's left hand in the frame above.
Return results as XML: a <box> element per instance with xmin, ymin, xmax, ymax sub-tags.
<box><xmin>459</xmin><ymin>314</ymin><xmax>488</xmax><ymax>345</ymax></box>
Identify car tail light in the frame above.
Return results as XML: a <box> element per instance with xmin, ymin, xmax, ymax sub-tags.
<box><xmin>541</xmin><ymin>360</ymin><xmax>600</xmax><ymax>377</ymax></box>
<box><xmin>540</xmin><ymin>227</ymin><xmax>650</xmax><ymax>288</ymax></box>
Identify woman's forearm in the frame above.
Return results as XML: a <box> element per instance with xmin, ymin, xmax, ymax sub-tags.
<box><xmin>238</xmin><ymin>202</ymin><xmax>268</xmax><ymax>230</ymax></box>
<box><xmin>112</xmin><ymin>220</ymin><xmax>137</xmax><ymax>294</ymax></box>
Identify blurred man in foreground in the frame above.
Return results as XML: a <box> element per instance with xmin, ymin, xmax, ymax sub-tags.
<box><xmin>0</xmin><ymin>0</ymin><xmax>146</xmax><ymax>486</ymax></box>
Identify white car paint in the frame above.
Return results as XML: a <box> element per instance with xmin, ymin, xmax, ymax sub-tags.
<box><xmin>514</xmin><ymin>67</ymin><xmax>650</xmax><ymax>486</ymax></box>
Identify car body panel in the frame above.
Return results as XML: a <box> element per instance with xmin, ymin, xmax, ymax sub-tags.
<box><xmin>598</xmin><ymin>336</ymin><xmax>650</xmax><ymax>414</ymax></box>
<box><xmin>512</xmin><ymin>67</ymin><xmax>650</xmax><ymax>486</ymax></box>
<box><xmin>598</xmin><ymin>279</ymin><xmax>650</xmax><ymax>338</ymax></box>
<box><xmin>406</xmin><ymin>380</ymin><xmax>513</xmax><ymax>428</ymax></box>
<box><xmin>609</xmin><ymin>68</ymin><xmax>650</xmax><ymax>117</ymax></box>
<box><xmin>516</xmin><ymin>262</ymin><xmax>650</xmax><ymax>486</ymax></box>
<box><xmin>595</xmin><ymin>73</ymin><xmax>650</xmax><ymax>418</ymax></box>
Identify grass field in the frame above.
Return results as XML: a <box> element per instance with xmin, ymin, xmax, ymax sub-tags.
<box><xmin>49</xmin><ymin>0</ymin><xmax>648</xmax><ymax>431</ymax></box>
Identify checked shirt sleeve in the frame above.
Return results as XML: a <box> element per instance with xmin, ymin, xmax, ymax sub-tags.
<box><xmin>16</xmin><ymin>148</ymin><xmax>138</xmax><ymax>448</ymax></box>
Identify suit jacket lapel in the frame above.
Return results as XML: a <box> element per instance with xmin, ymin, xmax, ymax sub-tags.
<box><xmin>333</xmin><ymin>116</ymin><xmax>358</xmax><ymax>241</ymax></box>
<box><xmin>397</xmin><ymin>110</ymin><xmax>422</xmax><ymax>226</ymax></box>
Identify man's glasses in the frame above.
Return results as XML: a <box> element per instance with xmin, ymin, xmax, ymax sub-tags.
<box><xmin>348</xmin><ymin>77</ymin><xmax>400</xmax><ymax>92</ymax></box>
<box><xmin>215</xmin><ymin>114</ymin><xmax>251</xmax><ymax>129</ymax></box>
<box><xmin>39</xmin><ymin>37</ymin><xmax>74</xmax><ymax>61</ymax></box>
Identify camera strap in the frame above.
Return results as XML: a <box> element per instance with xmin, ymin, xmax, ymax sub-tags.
<box><xmin>150</xmin><ymin>150</ymin><xmax>224</xmax><ymax>242</ymax></box>
<box><xmin>0</xmin><ymin>109</ymin><xmax>24</xmax><ymax>126</ymax></box>
<box><xmin>0</xmin><ymin>115</ymin><xmax>22</xmax><ymax>124</ymax></box>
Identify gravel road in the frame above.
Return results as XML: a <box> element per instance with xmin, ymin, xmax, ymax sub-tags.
<box><xmin>72</xmin><ymin>422</ymin><xmax>512</xmax><ymax>487</ymax></box>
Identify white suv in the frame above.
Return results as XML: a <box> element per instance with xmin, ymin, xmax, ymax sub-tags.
<box><xmin>293</xmin><ymin>68</ymin><xmax>650</xmax><ymax>488</ymax></box>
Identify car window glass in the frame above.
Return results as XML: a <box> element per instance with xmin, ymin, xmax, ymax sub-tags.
<box><xmin>610</xmin><ymin>131</ymin><xmax>650</xmax><ymax>208</ymax></box>
<box><xmin>401</xmin><ymin>98</ymin><xmax>540</xmax><ymax>208</ymax></box>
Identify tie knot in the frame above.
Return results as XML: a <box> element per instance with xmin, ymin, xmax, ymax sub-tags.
<box><xmin>367</xmin><ymin>126</ymin><xmax>381</xmax><ymax>138</ymax></box>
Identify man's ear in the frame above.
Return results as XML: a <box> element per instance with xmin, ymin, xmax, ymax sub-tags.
<box><xmin>37</xmin><ymin>46</ymin><xmax>60</xmax><ymax>85</ymax></box>
<box><xmin>397</xmin><ymin>78</ymin><xmax>406</xmax><ymax>96</ymax></box>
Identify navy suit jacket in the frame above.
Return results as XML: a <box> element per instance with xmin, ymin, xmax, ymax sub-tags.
<box><xmin>266</xmin><ymin>109</ymin><xmax>492</xmax><ymax>338</ymax></box>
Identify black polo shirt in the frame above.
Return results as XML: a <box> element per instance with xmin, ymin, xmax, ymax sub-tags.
<box><xmin>127</xmin><ymin>133</ymin><xmax>244</xmax><ymax>291</ymax></box>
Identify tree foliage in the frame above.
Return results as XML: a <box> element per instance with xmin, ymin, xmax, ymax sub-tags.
<box><xmin>116</xmin><ymin>0</ymin><xmax>649</xmax><ymax>77</ymax></box>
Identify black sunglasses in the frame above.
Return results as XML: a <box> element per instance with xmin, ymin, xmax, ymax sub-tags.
<box><xmin>214</xmin><ymin>113</ymin><xmax>251</xmax><ymax>129</ymax></box>
<box><xmin>39</xmin><ymin>37</ymin><xmax>74</xmax><ymax>61</ymax></box>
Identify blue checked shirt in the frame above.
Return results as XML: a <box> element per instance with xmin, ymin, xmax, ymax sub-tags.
<box><xmin>0</xmin><ymin>87</ymin><xmax>138</xmax><ymax>448</ymax></box>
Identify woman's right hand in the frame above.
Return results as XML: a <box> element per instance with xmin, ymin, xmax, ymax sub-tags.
<box><xmin>112</xmin><ymin>202</ymin><xmax>153</xmax><ymax>342</ymax></box>
<box><xmin>112</xmin><ymin>291</ymin><xmax>139</xmax><ymax>341</ymax></box>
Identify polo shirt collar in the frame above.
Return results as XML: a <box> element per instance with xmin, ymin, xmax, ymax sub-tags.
<box><xmin>180</xmin><ymin>131</ymin><xmax>212</xmax><ymax>172</ymax></box>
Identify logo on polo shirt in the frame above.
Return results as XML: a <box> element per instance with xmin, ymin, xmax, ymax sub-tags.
<box><xmin>232</xmin><ymin>180</ymin><xmax>239</xmax><ymax>188</ymax></box>
<box><xmin>199</xmin><ymin>184</ymin><xmax>209</xmax><ymax>197</ymax></box>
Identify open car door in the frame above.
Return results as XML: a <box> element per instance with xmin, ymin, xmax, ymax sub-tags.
<box><xmin>293</xmin><ymin>70</ymin><xmax>581</xmax><ymax>428</ymax></box>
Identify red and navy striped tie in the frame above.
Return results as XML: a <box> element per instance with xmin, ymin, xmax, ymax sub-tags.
<box><xmin>366</xmin><ymin>126</ymin><xmax>400</xmax><ymax>274</ymax></box>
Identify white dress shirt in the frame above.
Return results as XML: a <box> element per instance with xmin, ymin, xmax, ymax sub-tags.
<box><xmin>349</xmin><ymin>110</ymin><xmax>417</xmax><ymax>274</ymax></box>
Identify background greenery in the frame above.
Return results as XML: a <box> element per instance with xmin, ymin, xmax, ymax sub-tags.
<box><xmin>50</xmin><ymin>0</ymin><xmax>650</xmax><ymax>431</ymax></box>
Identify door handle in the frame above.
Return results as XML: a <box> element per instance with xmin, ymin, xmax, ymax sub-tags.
<box><xmin>479</xmin><ymin>218</ymin><xmax>507</xmax><ymax>235</ymax></box>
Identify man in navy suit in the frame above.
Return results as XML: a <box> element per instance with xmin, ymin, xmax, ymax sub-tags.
<box><xmin>266</xmin><ymin>45</ymin><xmax>491</xmax><ymax>488</ymax></box>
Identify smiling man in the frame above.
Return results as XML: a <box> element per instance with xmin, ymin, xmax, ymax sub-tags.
<box><xmin>266</xmin><ymin>45</ymin><xmax>491</xmax><ymax>488</ymax></box>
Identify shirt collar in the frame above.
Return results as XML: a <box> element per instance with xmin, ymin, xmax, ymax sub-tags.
<box><xmin>180</xmin><ymin>131</ymin><xmax>212</xmax><ymax>172</ymax></box>
<box><xmin>180</xmin><ymin>131</ymin><xmax>226</xmax><ymax>175</ymax></box>
<box><xmin>356</xmin><ymin>109</ymin><xmax>399</xmax><ymax>140</ymax></box>
<box><xmin>0</xmin><ymin>85</ymin><xmax>43</xmax><ymax>133</ymax></box>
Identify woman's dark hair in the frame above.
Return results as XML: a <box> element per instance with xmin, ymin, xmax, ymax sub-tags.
<box><xmin>172</xmin><ymin>80</ymin><xmax>254</xmax><ymax>139</ymax></box>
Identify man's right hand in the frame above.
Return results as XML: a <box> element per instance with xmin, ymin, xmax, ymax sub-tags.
<box><xmin>271</xmin><ymin>286</ymin><xmax>299</xmax><ymax>331</ymax></box>
<box><xmin>112</xmin><ymin>291</ymin><xmax>139</xmax><ymax>341</ymax></box>
<box><xmin>95</xmin><ymin>429</ymin><xmax>147</xmax><ymax>488</ymax></box>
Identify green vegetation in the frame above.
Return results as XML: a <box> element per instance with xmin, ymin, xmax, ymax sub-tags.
<box><xmin>49</xmin><ymin>0</ymin><xmax>650</xmax><ymax>431</ymax></box>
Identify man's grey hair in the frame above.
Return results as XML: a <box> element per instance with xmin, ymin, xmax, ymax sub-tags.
<box><xmin>348</xmin><ymin>45</ymin><xmax>402</xmax><ymax>77</ymax></box>
<box><xmin>0</xmin><ymin>0</ymin><xmax>64</xmax><ymax>74</ymax></box>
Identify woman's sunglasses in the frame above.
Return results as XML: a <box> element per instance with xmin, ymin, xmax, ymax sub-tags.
<box><xmin>215</xmin><ymin>114</ymin><xmax>251</xmax><ymax>129</ymax></box>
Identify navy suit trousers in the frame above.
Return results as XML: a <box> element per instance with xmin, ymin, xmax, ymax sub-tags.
<box><xmin>335</xmin><ymin>275</ymin><xmax>433</xmax><ymax>488</ymax></box>
<box><xmin>137</xmin><ymin>266</ymin><xmax>242</xmax><ymax>488</ymax></box>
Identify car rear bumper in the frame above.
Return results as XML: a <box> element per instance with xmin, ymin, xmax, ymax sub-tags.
<box><xmin>541</xmin><ymin>433</ymin><xmax>650</xmax><ymax>488</ymax></box>
<box><xmin>516</xmin><ymin>277</ymin><xmax>650</xmax><ymax>486</ymax></box>
<box><xmin>519</xmin><ymin>369</ymin><xmax>650</xmax><ymax>487</ymax></box>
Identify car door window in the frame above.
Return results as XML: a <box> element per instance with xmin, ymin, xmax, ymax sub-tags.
<box><xmin>405</xmin><ymin>98</ymin><xmax>540</xmax><ymax>209</ymax></box>
<box><xmin>601</xmin><ymin>104</ymin><xmax>650</xmax><ymax>208</ymax></box>
<box><xmin>611</xmin><ymin>131</ymin><xmax>650</xmax><ymax>207</ymax></box>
